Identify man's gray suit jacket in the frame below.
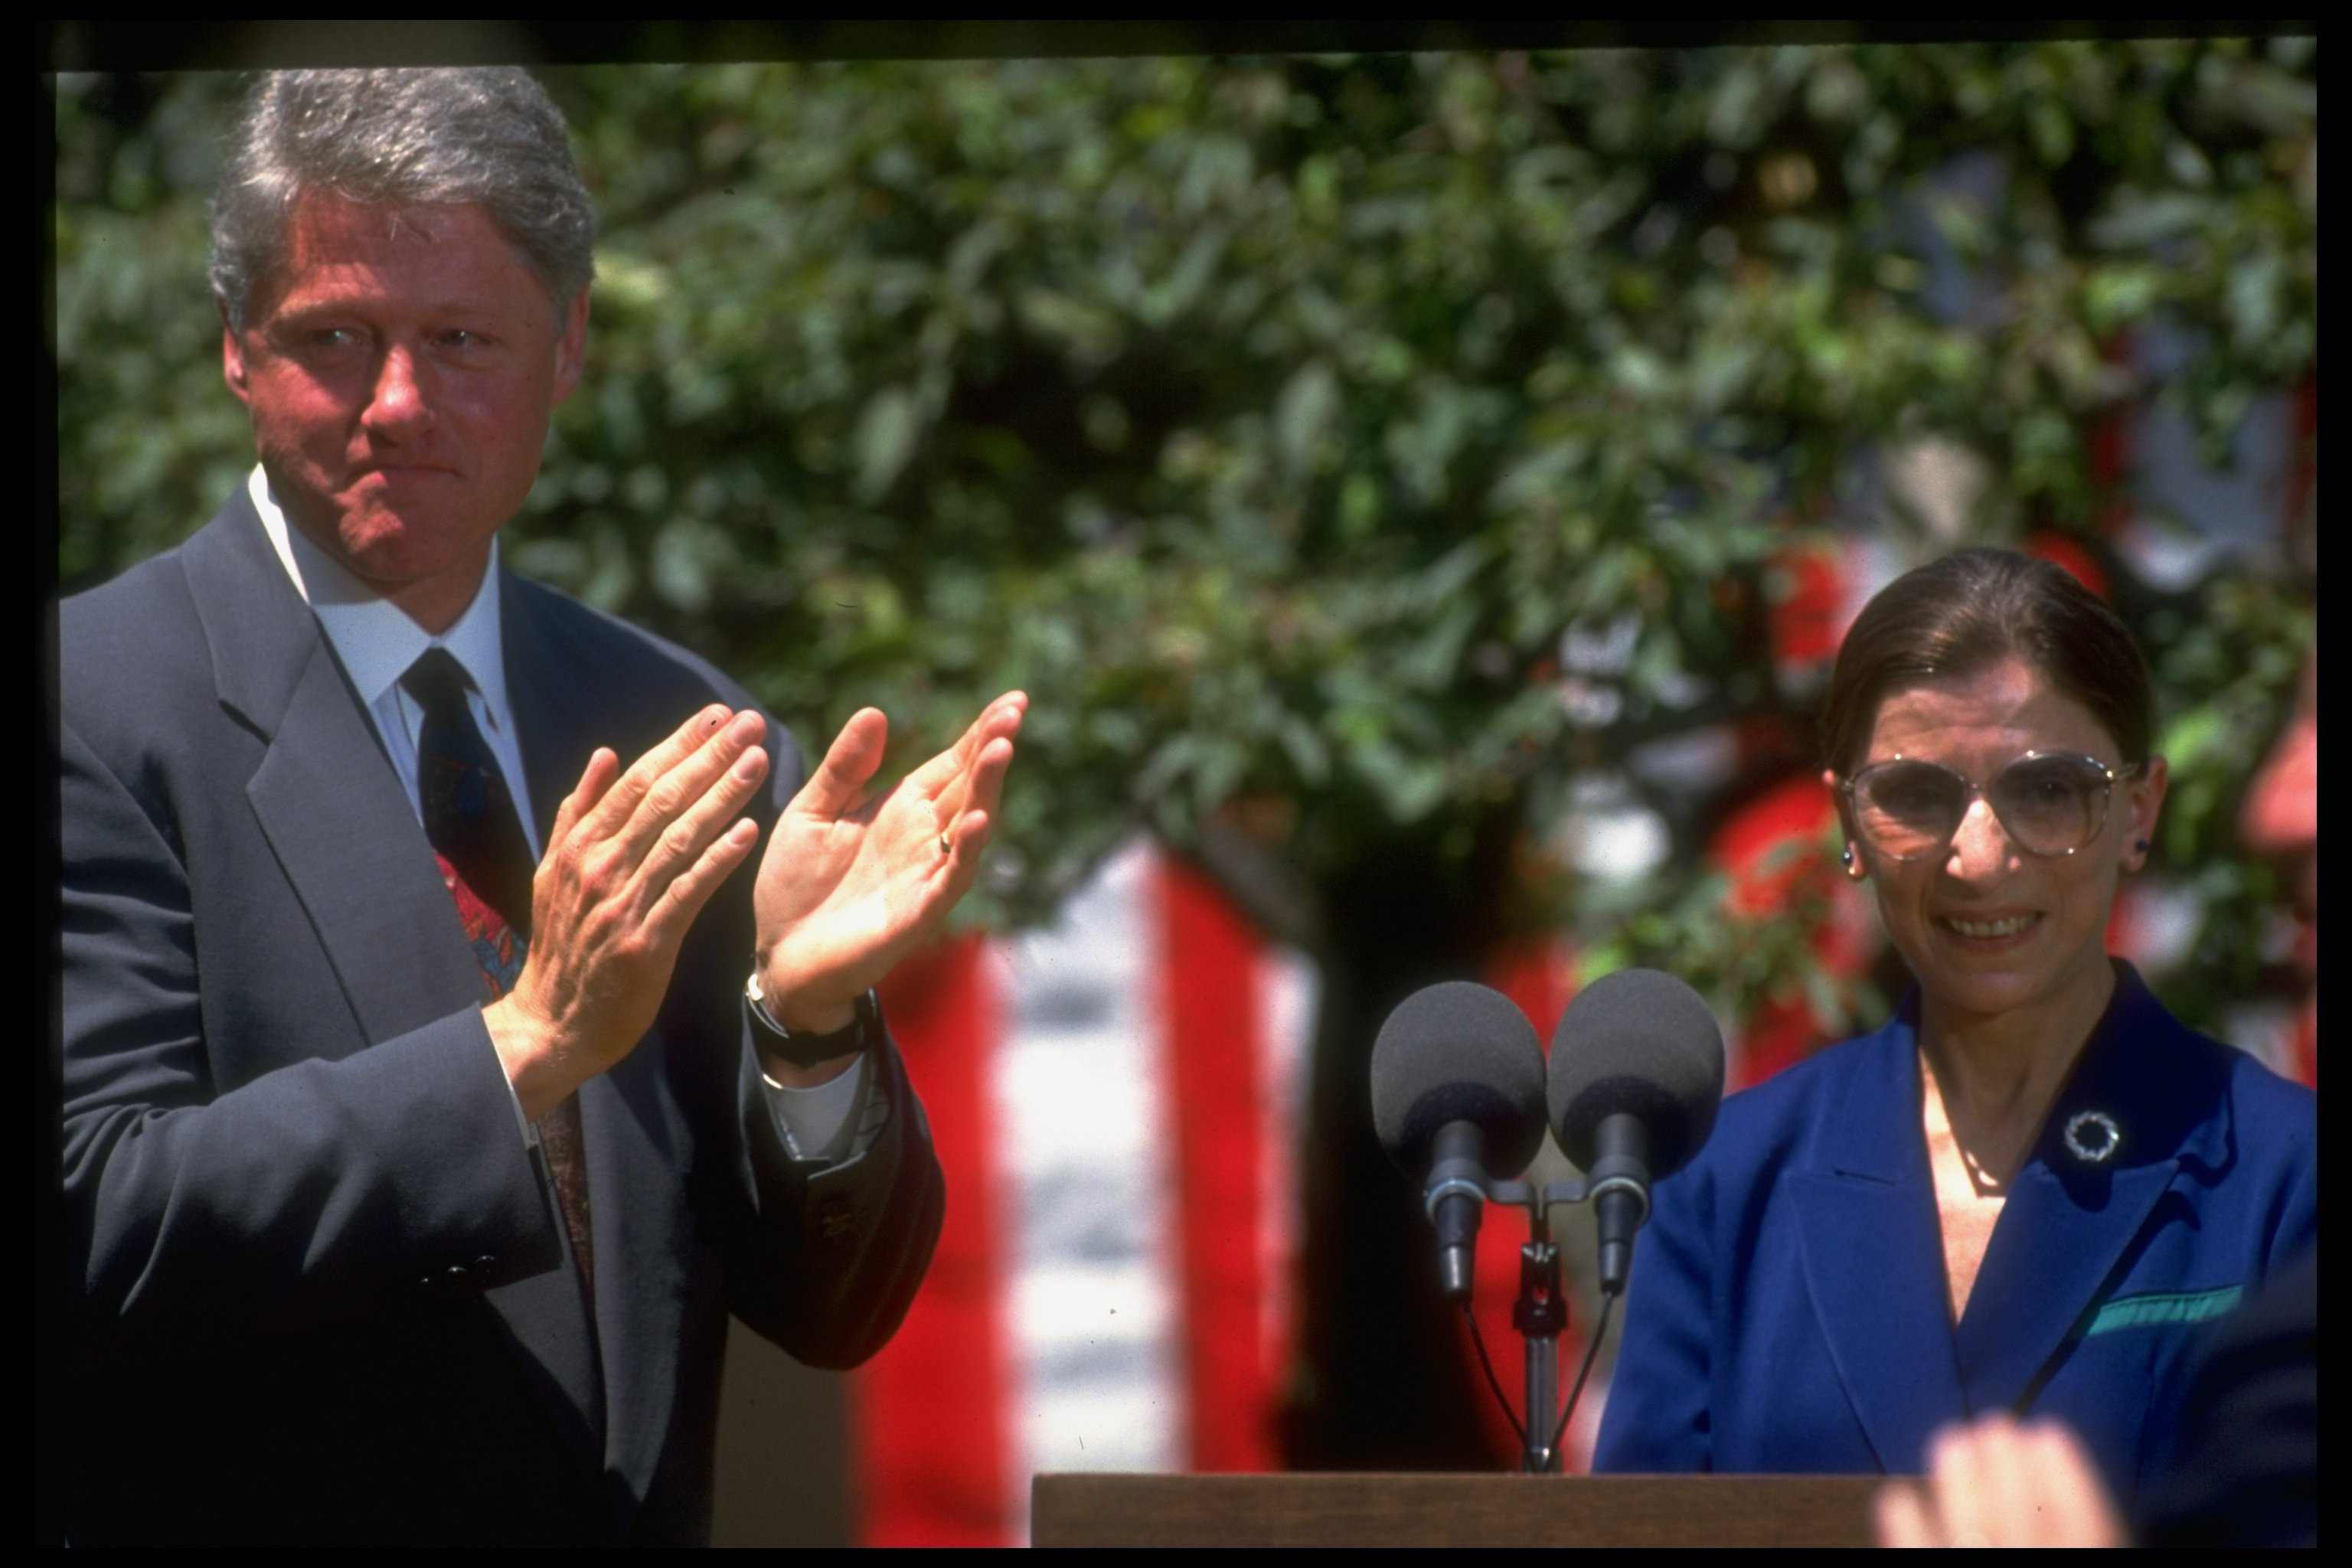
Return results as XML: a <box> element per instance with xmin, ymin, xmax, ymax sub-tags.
<box><xmin>59</xmin><ymin>489</ymin><xmax>944</xmax><ymax>1544</ymax></box>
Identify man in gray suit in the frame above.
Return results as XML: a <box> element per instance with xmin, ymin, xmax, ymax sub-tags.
<box><xmin>59</xmin><ymin>68</ymin><xmax>1023</xmax><ymax>1543</ymax></box>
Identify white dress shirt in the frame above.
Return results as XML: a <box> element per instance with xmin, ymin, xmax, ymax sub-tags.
<box><xmin>249</xmin><ymin>466</ymin><xmax>871</xmax><ymax>1163</ymax></box>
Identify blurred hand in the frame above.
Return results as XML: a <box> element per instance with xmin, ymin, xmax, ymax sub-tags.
<box><xmin>488</xmin><ymin>706</ymin><xmax>772</xmax><ymax>1120</ymax></box>
<box><xmin>752</xmin><ymin>692</ymin><xmax>1027</xmax><ymax>1048</ymax></box>
<box><xmin>1875</xmin><ymin>1415</ymin><xmax>2126</xmax><ymax>1548</ymax></box>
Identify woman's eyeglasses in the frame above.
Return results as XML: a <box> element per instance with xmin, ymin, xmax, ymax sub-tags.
<box><xmin>1838</xmin><ymin>752</ymin><xmax>2142</xmax><ymax>862</ymax></box>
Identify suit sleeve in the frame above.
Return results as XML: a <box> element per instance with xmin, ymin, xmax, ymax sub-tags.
<box><xmin>697</xmin><ymin>710</ymin><xmax>946</xmax><ymax>1369</ymax></box>
<box><xmin>1591</xmin><ymin>1155</ymin><xmax>1717</xmax><ymax>1472</ymax></box>
<box><xmin>59</xmin><ymin>717</ymin><xmax>563</xmax><ymax>1352</ymax></box>
<box><xmin>716</xmin><ymin>1019</ymin><xmax>944</xmax><ymax>1367</ymax></box>
<box><xmin>2136</xmin><ymin>1250</ymin><xmax>2318</xmax><ymax>1547</ymax></box>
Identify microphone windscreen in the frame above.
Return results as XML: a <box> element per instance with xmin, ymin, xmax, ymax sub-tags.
<box><xmin>1370</xmin><ymin>982</ymin><xmax>1547</xmax><ymax>1180</ymax></box>
<box><xmin>1547</xmin><ymin>968</ymin><xmax>1725</xmax><ymax>1178</ymax></box>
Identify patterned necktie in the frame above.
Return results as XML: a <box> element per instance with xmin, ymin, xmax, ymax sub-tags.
<box><xmin>403</xmin><ymin>647</ymin><xmax>594</xmax><ymax>1301</ymax></box>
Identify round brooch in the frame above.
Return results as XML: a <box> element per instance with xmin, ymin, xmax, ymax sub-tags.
<box><xmin>2063</xmin><ymin>1109</ymin><xmax>2122</xmax><ymax>1164</ymax></box>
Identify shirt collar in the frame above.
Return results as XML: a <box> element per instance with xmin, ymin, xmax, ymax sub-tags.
<box><xmin>248</xmin><ymin>465</ymin><xmax>514</xmax><ymax>726</ymax></box>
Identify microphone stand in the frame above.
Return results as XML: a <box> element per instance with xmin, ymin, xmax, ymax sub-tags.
<box><xmin>1513</xmin><ymin>1227</ymin><xmax>1566</xmax><ymax>1472</ymax></box>
<box><xmin>1483</xmin><ymin>1178</ymin><xmax>1594</xmax><ymax>1474</ymax></box>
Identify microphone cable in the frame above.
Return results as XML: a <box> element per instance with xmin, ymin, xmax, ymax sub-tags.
<box><xmin>1550</xmin><ymin>1288</ymin><xmax>1615</xmax><ymax>1459</ymax></box>
<box><xmin>1455</xmin><ymin>1279</ymin><xmax>1617</xmax><ymax>1465</ymax></box>
<box><xmin>1457</xmin><ymin>1296</ymin><xmax>1528</xmax><ymax>1449</ymax></box>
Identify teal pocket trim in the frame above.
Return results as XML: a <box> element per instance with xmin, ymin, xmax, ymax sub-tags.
<box><xmin>2084</xmin><ymin>1285</ymin><xmax>2243</xmax><ymax>1337</ymax></box>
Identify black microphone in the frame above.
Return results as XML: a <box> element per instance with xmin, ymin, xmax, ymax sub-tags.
<box><xmin>1547</xmin><ymin>968</ymin><xmax>1725</xmax><ymax>1297</ymax></box>
<box><xmin>1371</xmin><ymin>982</ymin><xmax>1548</xmax><ymax>1301</ymax></box>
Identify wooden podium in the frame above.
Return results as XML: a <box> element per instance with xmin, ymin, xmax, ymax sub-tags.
<box><xmin>1030</xmin><ymin>1472</ymin><xmax>1881</xmax><ymax>1547</ymax></box>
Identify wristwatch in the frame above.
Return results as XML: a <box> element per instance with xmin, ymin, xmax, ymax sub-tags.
<box><xmin>745</xmin><ymin>969</ymin><xmax>877</xmax><ymax>1068</ymax></box>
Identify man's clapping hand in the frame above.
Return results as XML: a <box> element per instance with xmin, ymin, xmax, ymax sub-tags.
<box><xmin>485</xmin><ymin>705</ymin><xmax>773</xmax><ymax>1121</ymax></box>
<box><xmin>482</xmin><ymin>691</ymin><xmax>1025</xmax><ymax>1113</ymax></box>
<box><xmin>751</xmin><ymin>692</ymin><xmax>1027</xmax><ymax>1079</ymax></box>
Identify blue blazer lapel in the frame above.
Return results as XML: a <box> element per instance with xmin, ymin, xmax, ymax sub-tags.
<box><xmin>1955</xmin><ymin>967</ymin><xmax>2230</xmax><ymax>1415</ymax></box>
<box><xmin>183</xmin><ymin>503</ymin><xmax>609</xmax><ymax>1494</ymax></box>
<box><xmin>1787</xmin><ymin>1008</ymin><xmax>1968</xmax><ymax>1473</ymax></box>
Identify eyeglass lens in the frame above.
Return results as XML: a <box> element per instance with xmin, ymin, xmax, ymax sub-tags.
<box><xmin>1851</xmin><ymin>755</ymin><xmax>2112</xmax><ymax>859</ymax></box>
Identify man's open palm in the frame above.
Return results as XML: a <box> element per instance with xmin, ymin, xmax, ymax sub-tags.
<box><xmin>753</xmin><ymin>691</ymin><xmax>1026</xmax><ymax>1030</ymax></box>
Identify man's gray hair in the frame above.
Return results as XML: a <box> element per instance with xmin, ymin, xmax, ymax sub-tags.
<box><xmin>211</xmin><ymin>68</ymin><xmax>596</xmax><ymax>331</ymax></box>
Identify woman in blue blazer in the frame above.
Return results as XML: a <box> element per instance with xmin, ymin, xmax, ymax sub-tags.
<box><xmin>1592</xmin><ymin>550</ymin><xmax>2318</xmax><ymax>1511</ymax></box>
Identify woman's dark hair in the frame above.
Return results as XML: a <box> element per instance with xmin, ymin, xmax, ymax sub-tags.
<box><xmin>1821</xmin><ymin>547</ymin><xmax>2152</xmax><ymax>775</ymax></box>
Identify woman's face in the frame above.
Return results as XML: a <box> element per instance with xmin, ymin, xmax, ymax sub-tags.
<box><xmin>1828</xmin><ymin>658</ymin><xmax>2167</xmax><ymax>1030</ymax></box>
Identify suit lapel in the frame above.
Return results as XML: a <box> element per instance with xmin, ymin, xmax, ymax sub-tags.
<box><xmin>183</xmin><ymin>503</ymin><xmax>610</xmax><ymax>1495</ymax></box>
<box><xmin>1787</xmin><ymin>1008</ymin><xmax>1968</xmax><ymax>1473</ymax></box>
<box><xmin>186</xmin><ymin>500</ymin><xmax>482</xmax><ymax>1050</ymax></box>
<box><xmin>1954</xmin><ymin>1164</ymin><xmax>2176</xmax><ymax>1414</ymax></box>
<box><xmin>503</xmin><ymin>572</ymin><xmax>693</xmax><ymax>1517</ymax></box>
<box><xmin>1955</xmin><ymin>968</ymin><xmax>2223</xmax><ymax>1414</ymax></box>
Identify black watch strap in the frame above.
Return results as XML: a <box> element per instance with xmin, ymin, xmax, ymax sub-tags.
<box><xmin>745</xmin><ymin>975</ymin><xmax>877</xmax><ymax>1068</ymax></box>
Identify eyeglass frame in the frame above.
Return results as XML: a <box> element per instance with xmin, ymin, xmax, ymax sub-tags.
<box><xmin>1833</xmin><ymin>750</ymin><xmax>2148</xmax><ymax>863</ymax></box>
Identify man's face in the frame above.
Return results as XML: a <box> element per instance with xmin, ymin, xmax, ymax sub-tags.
<box><xmin>224</xmin><ymin>193</ymin><xmax>587</xmax><ymax>631</ymax></box>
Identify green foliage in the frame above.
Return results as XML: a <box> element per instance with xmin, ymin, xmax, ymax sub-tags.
<box><xmin>53</xmin><ymin>42</ymin><xmax>2317</xmax><ymax>1040</ymax></box>
<box><xmin>2143</xmin><ymin>573</ymin><xmax>2313</xmax><ymax>1024</ymax></box>
<box><xmin>53</xmin><ymin>73</ymin><xmax>252</xmax><ymax>586</ymax></box>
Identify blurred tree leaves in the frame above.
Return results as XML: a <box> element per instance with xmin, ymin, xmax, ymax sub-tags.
<box><xmin>54</xmin><ymin>42</ymin><xmax>2314</xmax><ymax>1034</ymax></box>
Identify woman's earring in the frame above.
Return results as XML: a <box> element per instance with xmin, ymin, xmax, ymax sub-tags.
<box><xmin>1841</xmin><ymin>844</ymin><xmax>1865</xmax><ymax>880</ymax></box>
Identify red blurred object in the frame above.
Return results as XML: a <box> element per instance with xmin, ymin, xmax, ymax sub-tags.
<box><xmin>1158</xmin><ymin>858</ymin><xmax>1286</xmax><ymax>1473</ymax></box>
<box><xmin>2240</xmin><ymin>680</ymin><xmax>2317</xmax><ymax>877</ymax></box>
<box><xmin>857</xmin><ymin>939</ymin><xmax>1017</xmax><ymax>1545</ymax></box>
<box><xmin>2241</xmin><ymin>650</ymin><xmax>2318</xmax><ymax>1089</ymax></box>
<box><xmin>850</xmin><ymin>848</ymin><xmax>1316</xmax><ymax>1543</ymax></box>
<box><xmin>1708</xmin><ymin>775</ymin><xmax>1877</xmax><ymax>1088</ymax></box>
<box><xmin>1769</xmin><ymin>543</ymin><xmax>1847</xmax><ymax>670</ymax></box>
<box><xmin>2021</xmin><ymin>532</ymin><xmax>2109</xmax><ymax>599</ymax></box>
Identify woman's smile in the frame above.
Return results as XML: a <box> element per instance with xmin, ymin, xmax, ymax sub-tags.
<box><xmin>1936</xmin><ymin>910</ymin><xmax>2040</xmax><ymax>943</ymax></box>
